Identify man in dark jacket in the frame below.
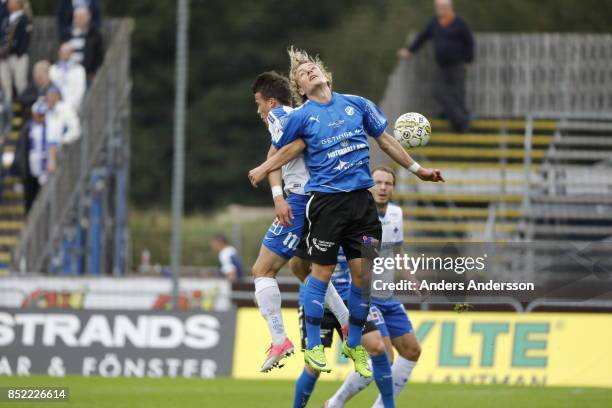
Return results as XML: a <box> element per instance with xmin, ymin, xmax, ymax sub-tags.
<box><xmin>61</xmin><ymin>6</ymin><xmax>104</xmax><ymax>81</ymax></box>
<box><xmin>0</xmin><ymin>0</ymin><xmax>32</xmax><ymax>105</ymax></box>
<box><xmin>56</xmin><ymin>0</ymin><xmax>102</xmax><ymax>42</ymax></box>
<box><xmin>398</xmin><ymin>0</ymin><xmax>474</xmax><ymax>133</ymax></box>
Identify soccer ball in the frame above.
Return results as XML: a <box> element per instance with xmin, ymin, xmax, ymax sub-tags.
<box><xmin>393</xmin><ymin>112</ymin><xmax>431</xmax><ymax>148</ymax></box>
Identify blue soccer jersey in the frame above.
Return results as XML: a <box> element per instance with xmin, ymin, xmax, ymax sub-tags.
<box><xmin>272</xmin><ymin>92</ymin><xmax>388</xmax><ymax>193</ymax></box>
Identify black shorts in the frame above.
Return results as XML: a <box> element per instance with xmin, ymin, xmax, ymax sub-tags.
<box><xmin>298</xmin><ymin>304</ymin><xmax>379</xmax><ymax>350</ymax></box>
<box><xmin>294</xmin><ymin>235</ymin><xmax>309</xmax><ymax>260</ymax></box>
<box><xmin>303</xmin><ymin>189</ymin><xmax>382</xmax><ymax>265</ymax></box>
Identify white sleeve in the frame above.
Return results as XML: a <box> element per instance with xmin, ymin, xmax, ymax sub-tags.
<box><xmin>72</xmin><ymin>65</ymin><xmax>87</xmax><ymax>109</ymax></box>
<box><xmin>49</xmin><ymin>65</ymin><xmax>58</xmax><ymax>85</ymax></box>
<box><xmin>267</xmin><ymin>111</ymin><xmax>284</xmax><ymax>145</ymax></box>
<box><xmin>61</xmin><ymin>104</ymin><xmax>81</xmax><ymax>144</ymax></box>
<box><xmin>46</xmin><ymin>118</ymin><xmax>62</xmax><ymax>146</ymax></box>
<box><xmin>218</xmin><ymin>248</ymin><xmax>237</xmax><ymax>275</ymax></box>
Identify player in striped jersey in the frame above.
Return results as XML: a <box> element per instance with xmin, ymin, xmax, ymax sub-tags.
<box><xmin>325</xmin><ymin>167</ymin><xmax>422</xmax><ymax>408</ymax></box>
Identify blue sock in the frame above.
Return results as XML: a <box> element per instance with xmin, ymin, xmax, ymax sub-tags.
<box><xmin>293</xmin><ymin>368</ymin><xmax>319</xmax><ymax>408</ymax></box>
<box><xmin>347</xmin><ymin>284</ymin><xmax>369</xmax><ymax>348</ymax></box>
<box><xmin>304</xmin><ymin>276</ymin><xmax>327</xmax><ymax>349</ymax></box>
<box><xmin>372</xmin><ymin>353</ymin><xmax>394</xmax><ymax>408</ymax></box>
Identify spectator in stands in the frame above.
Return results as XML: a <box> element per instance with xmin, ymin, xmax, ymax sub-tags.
<box><xmin>19</xmin><ymin>60</ymin><xmax>54</xmax><ymax>113</ymax></box>
<box><xmin>56</xmin><ymin>0</ymin><xmax>101</xmax><ymax>41</ymax></box>
<box><xmin>49</xmin><ymin>43</ymin><xmax>86</xmax><ymax>111</ymax></box>
<box><xmin>13</xmin><ymin>100</ymin><xmax>59</xmax><ymax>213</ymax></box>
<box><xmin>398</xmin><ymin>0</ymin><xmax>474</xmax><ymax>133</ymax></box>
<box><xmin>0</xmin><ymin>1</ymin><xmax>8</xmax><ymax>31</ymax></box>
<box><xmin>45</xmin><ymin>85</ymin><xmax>80</xmax><ymax>145</ymax></box>
<box><xmin>61</xmin><ymin>6</ymin><xmax>104</xmax><ymax>82</ymax></box>
<box><xmin>0</xmin><ymin>0</ymin><xmax>32</xmax><ymax>105</ymax></box>
<box><xmin>210</xmin><ymin>234</ymin><xmax>245</xmax><ymax>282</ymax></box>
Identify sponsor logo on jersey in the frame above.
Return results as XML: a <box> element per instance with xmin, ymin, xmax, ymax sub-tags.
<box><xmin>334</xmin><ymin>160</ymin><xmax>348</xmax><ymax>171</ymax></box>
<box><xmin>345</xmin><ymin>106</ymin><xmax>355</xmax><ymax>116</ymax></box>
<box><xmin>328</xmin><ymin>119</ymin><xmax>345</xmax><ymax>128</ymax></box>
<box><xmin>321</xmin><ymin>128</ymin><xmax>364</xmax><ymax>145</ymax></box>
<box><xmin>327</xmin><ymin>143</ymin><xmax>368</xmax><ymax>159</ymax></box>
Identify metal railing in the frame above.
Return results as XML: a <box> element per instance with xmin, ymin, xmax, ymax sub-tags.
<box><xmin>12</xmin><ymin>18</ymin><xmax>133</xmax><ymax>273</ymax></box>
<box><xmin>26</xmin><ymin>17</ymin><xmax>124</xmax><ymax>71</ymax></box>
<box><xmin>380</xmin><ymin>32</ymin><xmax>612</xmax><ymax>120</ymax></box>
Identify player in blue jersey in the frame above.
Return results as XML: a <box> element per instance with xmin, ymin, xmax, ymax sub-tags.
<box><xmin>250</xmin><ymin>72</ymin><xmax>350</xmax><ymax>373</ymax></box>
<box><xmin>325</xmin><ymin>167</ymin><xmax>423</xmax><ymax>408</ymax></box>
<box><xmin>248</xmin><ymin>47</ymin><xmax>443</xmax><ymax>378</ymax></box>
<box><xmin>293</xmin><ymin>249</ymin><xmax>394</xmax><ymax>408</ymax></box>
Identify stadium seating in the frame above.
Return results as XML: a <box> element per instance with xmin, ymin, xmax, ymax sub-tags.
<box><xmin>396</xmin><ymin>118</ymin><xmax>550</xmax><ymax>242</ymax></box>
<box><xmin>396</xmin><ymin>117</ymin><xmax>612</xmax><ymax>244</ymax></box>
<box><xmin>7</xmin><ymin>17</ymin><xmax>132</xmax><ymax>274</ymax></box>
<box><xmin>0</xmin><ymin>103</ymin><xmax>26</xmax><ymax>273</ymax></box>
<box><xmin>525</xmin><ymin>117</ymin><xmax>612</xmax><ymax>241</ymax></box>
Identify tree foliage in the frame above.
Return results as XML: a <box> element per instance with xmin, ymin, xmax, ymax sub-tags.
<box><xmin>33</xmin><ymin>0</ymin><xmax>612</xmax><ymax>211</ymax></box>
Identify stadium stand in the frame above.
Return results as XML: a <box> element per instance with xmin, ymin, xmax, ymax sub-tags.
<box><xmin>3</xmin><ymin>17</ymin><xmax>132</xmax><ymax>274</ymax></box>
<box><xmin>522</xmin><ymin>114</ymin><xmax>612</xmax><ymax>242</ymax></box>
<box><xmin>395</xmin><ymin>115</ymin><xmax>612</xmax><ymax>244</ymax></box>
<box><xmin>0</xmin><ymin>103</ymin><xmax>26</xmax><ymax>272</ymax></box>
<box><xmin>396</xmin><ymin>118</ymin><xmax>558</xmax><ymax>243</ymax></box>
<box><xmin>376</xmin><ymin>33</ymin><xmax>612</xmax><ymax>247</ymax></box>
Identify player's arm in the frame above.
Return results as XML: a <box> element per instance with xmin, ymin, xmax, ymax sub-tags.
<box><xmin>248</xmin><ymin>138</ymin><xmax>306</xmax><ymax>187</ymax></box>
<box><xmin>267</xmin><ymin>145</ymin><xmax>294</xmax><ymax>227</ymax></box>
<box><xmin>375</xmin><ymin>131</ymin><xmax>444</xmax><ymax>182</ymax></box>
<box><xmin>249</xmin><ymin>108</ymin><xmax>306</xmax><ymax>187</ymax></box>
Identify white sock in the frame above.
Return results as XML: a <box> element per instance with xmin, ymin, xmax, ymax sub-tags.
<box><xmin>325</xmin><ymin>283</ymin><xmax>349</xmax><ymax>327</ymax></box>
<box><xmin>372</xmin><ymin>356</ymin><xmax>417</xmax><ymax>407</ymax></box>
<box><xmin>254</xmin><ymin>277</ymin><xmax>286</xmax><ymax>346</ymax></box>
<box><xmin>328</xmin><ymin>362</ymin><xmax>373</xmax><ymax>407</ymax></box>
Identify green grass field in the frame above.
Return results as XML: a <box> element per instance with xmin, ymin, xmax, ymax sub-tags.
<box><xmin>1</xmin><ymin>376</ymin><xmax>611</xmax><ymax>408</ymax></box>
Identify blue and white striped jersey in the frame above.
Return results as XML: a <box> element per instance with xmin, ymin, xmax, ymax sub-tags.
<box><xmin>267</xmin><ymin>105</ymin><xmax>309</xmax><ymax>196</ymax></box>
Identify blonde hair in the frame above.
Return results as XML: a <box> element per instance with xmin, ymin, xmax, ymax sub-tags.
<box><xmin>287</xmin><ymin>46</ymin><xmax>333</xmax><ymax>105</ymax></box>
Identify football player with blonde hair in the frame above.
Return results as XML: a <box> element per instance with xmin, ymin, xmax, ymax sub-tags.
<box><xmin>248</xmin><ymin>48</ymin><xmax>443</xmax><ymax>405</ymax></box>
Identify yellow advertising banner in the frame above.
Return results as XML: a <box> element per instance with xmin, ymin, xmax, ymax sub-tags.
<box><xmin>233</xmin><ymin>308</ymin><xmax>612</xmax><ymax>388</ymax></box>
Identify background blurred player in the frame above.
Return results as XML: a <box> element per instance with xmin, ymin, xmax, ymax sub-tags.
<box><xmin>248</xmin><ymin>47</ymin><xmax>443</xmax><ymax>377</ymax></box>
<box><xmin>294</xmin><ymin>249</ymin><xmax>394</xmax><ymax>408</ymax></box>
<box><xmin>210</xmin><ymin>233</ymin><xmax>245</xmax><ymax>282</ymax></box>
<box><xmin>326</xmin><ymin>167</ymin><xmax>422</xmax><ymax>407</ymax></box>
<box><xmin>250</xmin><ymin>72</ymin><xmax>349</xmax><ymax>373</ymax></box>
